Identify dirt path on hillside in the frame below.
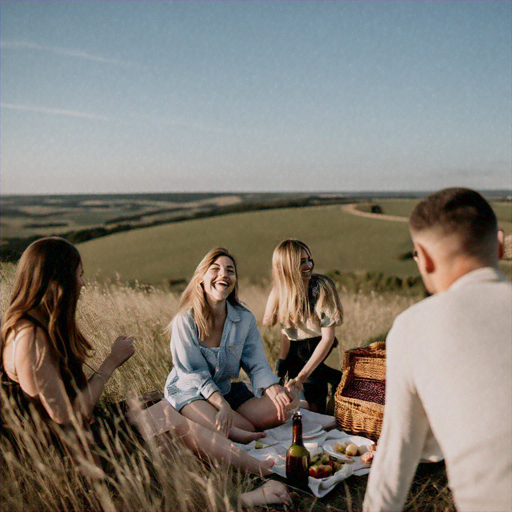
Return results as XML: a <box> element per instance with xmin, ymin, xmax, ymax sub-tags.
<box><xmin>341</xmin><ymin>203</ymin><xmax>409</xmax><ymax>223</ymax></box>
<box><xmin>342</xmin><ymin>203</ymin><xmax>512</xmax><ymax>263</ymax></box>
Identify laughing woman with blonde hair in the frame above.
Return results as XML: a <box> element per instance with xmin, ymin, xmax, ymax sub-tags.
<box><xmin>164</xmin><ymin>248</ymin><xmax>291</xmax><ymax>444</ymax></box>
<box><xmin>263</xmin><ymin>239</ymin><xmax>343</xmax><ymax>413</ymax></box>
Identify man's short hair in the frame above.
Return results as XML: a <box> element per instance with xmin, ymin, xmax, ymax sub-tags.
<box><xmin>409</xmin><ymin>188</ymin><xmax>498</xmax><ymax>257</ymax></box>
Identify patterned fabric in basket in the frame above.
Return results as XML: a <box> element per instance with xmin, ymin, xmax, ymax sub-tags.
<box><xmin>341</xmin><ymin>379</ymin><xmax>385</xmax><ymax>405</ymax></box>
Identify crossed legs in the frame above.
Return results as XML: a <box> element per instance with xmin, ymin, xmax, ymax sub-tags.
<box><xmin>128</xmin><ymin>400</ymin><xmax>293</xmax><ymax>507</ymax></box>
<box><xmin>180</xmin><ymin>400</ymin><xmax>264</xmax><ymax>444</ymax></box>
<box><xmin>128</xmin><ymin>399</ymin><xmax>273</xmax><ymax>475</ymax></box>
<box><xmin>180</xmin><ymin>395</ymin><xmax>286</xmax><ymax>444</ymax></box>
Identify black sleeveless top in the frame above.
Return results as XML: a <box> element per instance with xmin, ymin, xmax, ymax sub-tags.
<box><xmin>1</xmin><ymin>315</ymin><xmax>144</xmax><ymax>462</ymax></box>
<box><xmin>1</xmin><ymin>315</ymin><xmax>87</xmax><ymax>430</ymax></box>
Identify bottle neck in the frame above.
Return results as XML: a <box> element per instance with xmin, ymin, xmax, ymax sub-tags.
<box><xmin>292</xmin><ymin>417</ymin><xmax>304</xmax><ymax>445</ymax></box>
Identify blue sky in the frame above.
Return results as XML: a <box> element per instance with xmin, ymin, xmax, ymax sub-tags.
<box><xmin>1</xmin><ymin>1</ymin><xmax>510</xmax><ymax>194</ymax></box>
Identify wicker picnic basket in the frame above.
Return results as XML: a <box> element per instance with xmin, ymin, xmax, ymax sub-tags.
<box><xmin>334</xmin><ymin>342</ymin><xmax>386</xmax><ymax>442</ymax></box>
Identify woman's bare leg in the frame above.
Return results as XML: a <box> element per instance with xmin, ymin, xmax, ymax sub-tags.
<box><xmin>236</xmin><ymin>396</ymin><xmax>287</xmax><ymax>431</ymax></box>
<box><xmin>180</xmin><ymin>400</ymin><xmax>265</xmax><ymax>444</ymax></box>
<box><xmin>128</xmin><ymin>400</ymin><xmax>273</xmax><ymax>475</ymax></box>
<box><xmin>177</xmin><ymin>417</ymin><xmax>272</xmax><ymax>475</ymax></box>
<box><xmin>182</xmin><ymin>399</ymin><xmax>256</xmax><ymax>430</ymax></box>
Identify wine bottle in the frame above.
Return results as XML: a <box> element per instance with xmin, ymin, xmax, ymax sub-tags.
<box><xmin>286</xmin><ymin>411</ymin><xmax>310</xmax><ymax>487</ymax></box>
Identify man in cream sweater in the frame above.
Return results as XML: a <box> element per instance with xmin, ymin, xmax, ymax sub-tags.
<box><xmin>363</xmin><ymin>188</ymin><xmax>511</xmax><ymax>512</ymax></box>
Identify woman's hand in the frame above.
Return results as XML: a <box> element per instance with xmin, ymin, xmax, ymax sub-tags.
<box><xmin>109</xmin><ymin>335</ymin><xmax>135</xmax><ymax>369</ymax></box>
<box><xmin>285</xmin><ymin>374</ymin><xmax>306</xmax><ymax>393</ymax></box>
<box><xmin>215</xmin><ymin>402</ymin><xmax>234</xmax><ymax>437</ymax></box>
<box><xmin>265</xmin><ymin>384</ymin><xmax>292</xmax><ymax>422</ymax></box>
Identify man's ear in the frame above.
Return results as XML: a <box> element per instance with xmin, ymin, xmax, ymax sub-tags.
<box><xmin>498</xmin><ymin>229</ymin><xmax>505</xmax><ymax>260</ymax></box>
<box><xmin>416</xmin><ymin>243</ymin><xmax>436</xmax><ymax>273</ymax></box>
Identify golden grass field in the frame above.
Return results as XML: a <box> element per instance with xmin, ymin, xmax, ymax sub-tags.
<box><xmin>0</xmin><ymin>261</ymin><xmax>456</xmax><ymax>512</ymax></box>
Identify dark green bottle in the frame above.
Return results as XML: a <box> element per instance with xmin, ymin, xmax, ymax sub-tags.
<box><xmin>286</xmin><ymin>412</ymin><xmax>310</xmax><ymax>487</ymax></box>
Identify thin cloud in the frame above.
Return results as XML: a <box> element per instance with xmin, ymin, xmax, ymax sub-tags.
<box><xmin>2</xmin><ymin>103</ymin><xmax>221</xmax><ymax>129</ymax></box>
<box><xmin>1</xmin><ymin>40</ymin><xmax>135</xmax><ymax>67</ymax></box>
<box><xmin>132</xmin><ymin>113</ymin><xmax>230</xmax><ymax>134</ymax></box>
<box><xmin>1</xmin><ymin>103</ymin><xmax>108</xmax><ymax>120</ymax></box>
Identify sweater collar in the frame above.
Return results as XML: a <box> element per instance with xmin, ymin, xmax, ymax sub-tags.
<box><xmin>449</xmin><ymin>267</ymin><xmax>506</xmax><ymax>292</ymax></box>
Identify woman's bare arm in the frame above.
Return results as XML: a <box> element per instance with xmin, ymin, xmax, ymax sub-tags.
<box><xmin>78</xmin><ymin>335</ymin><xmax>135</xmax><ymax>421</ymax></box>
<box><xmin>278</xmin><ymin>332</ymin><xmax>290</xmax><ymax>360</ymax></box>
<box><xmin>14</xmin><ymin>326</ymin><xmax>134</xmax><ymax>425</ymax></box>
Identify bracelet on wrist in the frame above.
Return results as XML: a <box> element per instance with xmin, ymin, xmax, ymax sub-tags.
<box><xmin>299</xmin><ymin>375</ymin><xmax>308</xmax><ymax>384</ymax></box>
<box><xmin>93</xmin><ymin>371</ymin><xmax>108</xmax><ymax>386</ymax></box>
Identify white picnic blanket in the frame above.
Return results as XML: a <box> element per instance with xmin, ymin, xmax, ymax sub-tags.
<box><xmin>235</xmin><ymin>409</ymin><xmax>373</xmax><ymax>498</ymax></box>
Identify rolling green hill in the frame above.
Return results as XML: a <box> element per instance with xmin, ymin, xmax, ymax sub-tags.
<box><xmin>78</xmin><ymin>203</ymin><xmax>420</xmax><ymax>285</ymax></box>
<box><xmin>78</xmin><ymin>199</ymin><xmax>512</xmax><ymax>286</ymax></box>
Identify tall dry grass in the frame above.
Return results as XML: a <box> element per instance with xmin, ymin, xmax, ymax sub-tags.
<box><xmin>243</xmin><ymin>282</ymin><xmax>418</xmax><ymax>366</ymax></box>
<box><xmin>2</xmin><ymin>389</ymin><xmax>241</xmax><ymax>512</ymax></box>
<box><xmin>1</xmin><ymin>263</ymin><xmax>453</xmax><ymax>511</ymax></box>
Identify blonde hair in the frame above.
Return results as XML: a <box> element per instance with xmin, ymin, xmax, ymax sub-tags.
<box><xmin>268</xmin><ymin>239</ymin><xmax>343</xmax><ymax>329</ymax></box>
<box><xmin>173</xmin><ymin>248</ymin><xmax>244</xmax><ymax>341</ymax></box>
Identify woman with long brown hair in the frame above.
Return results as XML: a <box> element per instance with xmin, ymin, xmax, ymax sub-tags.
<box><xmin>0</xmin><ymin>237</ymin><xmax>293</xmax><ymax>498</ymax></box>
<box><xmin>263</xmin><ymin>239</ymin><xmax>344</xmax><ymax>413</ymax></box>
<box><xmin>1</xmin><ymin>237</ymin><xmax>134</xmax><ymax>430</ymax></box>
<box><xmin>164</xmin><ymin>248</ymin><xmax>292</xmax><ymax>444</ymax></box>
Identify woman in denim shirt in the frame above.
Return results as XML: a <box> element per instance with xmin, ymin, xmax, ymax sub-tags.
<box><xmin>165</xmin><ymin>248</ymin><xmax>291</xmax><ymax>443</ymax></box>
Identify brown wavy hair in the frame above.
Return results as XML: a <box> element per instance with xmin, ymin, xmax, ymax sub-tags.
<box><xmin>1</xmin><ymin>237</ymin><xmax>91</xmax><ymax>391</ymax></box>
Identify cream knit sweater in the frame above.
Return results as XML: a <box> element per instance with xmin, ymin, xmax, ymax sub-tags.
<box><xmin>363</xmin><ymin>267</ymin><xmax>512</xmax><ymax>512</ymax></box>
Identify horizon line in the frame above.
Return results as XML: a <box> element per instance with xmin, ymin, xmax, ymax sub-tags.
<box><xmin>1</xmin><ymin>189</ymin><xmax>511</xmax><ymax>199</ymax></box>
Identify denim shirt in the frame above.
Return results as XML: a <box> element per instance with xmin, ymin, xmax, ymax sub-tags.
<box><xmin>164</xmin><ymin>302</ymin><xmax>278</xmax><ymax>411</ymax></box>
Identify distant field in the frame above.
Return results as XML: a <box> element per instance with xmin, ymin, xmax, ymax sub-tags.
<box><xmin>356</xmin><ymin>199</ymin><xmax>419</xmax><ymax>218</ymax></box>
<box><xmin>0</xmin><ymin>193</ymin><xmax>246</xmax><ymax>240</ymax></box>
<box><xmin>2</xmin><ymin>194</ymin><xmax>509</xmax><ymax>285</ymax></box>
<box><xmin>78</xmin><ymin>204</ymin><xmax>420</xmax><ymax>285</ymax></box>
<box><xmin>0</xmin><ymin>192</ymin><xmax>355</xmax><ymax>261</ymax></box>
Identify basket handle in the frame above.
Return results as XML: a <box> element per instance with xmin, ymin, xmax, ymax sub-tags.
<box><xmin>336</xmin><ymin>364</ymin><xmax>355</xmax><ymax>396</ymax></box>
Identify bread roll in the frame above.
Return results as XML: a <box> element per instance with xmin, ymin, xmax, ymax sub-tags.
<box><xmin>345</xmin><ymin>443</ymin><xmax>359</xmax><ymax>457</ymax></box>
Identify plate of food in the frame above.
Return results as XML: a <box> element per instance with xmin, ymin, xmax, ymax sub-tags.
<box><xmin>323</xmin><ymin>436</ymin><xmax>376</xmax><ymax>475</ymax></box>
<box><xmin>308</xmin><ymin>452</ymin><xmax>352</xmax><ymax>480</ymax></box>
